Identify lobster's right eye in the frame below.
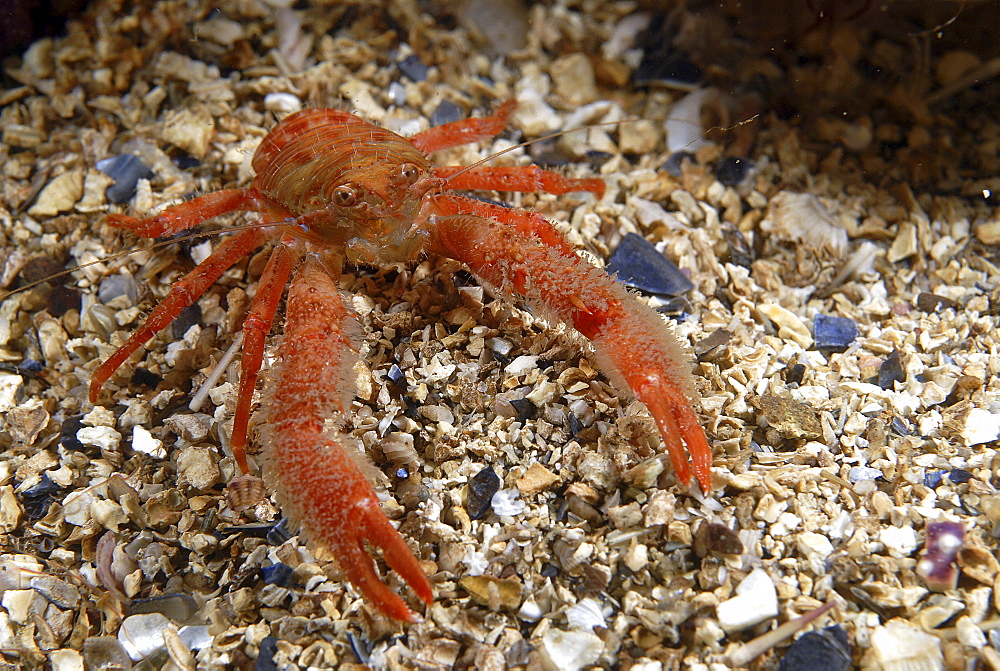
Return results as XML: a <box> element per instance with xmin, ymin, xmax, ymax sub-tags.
<box><xmin>333</xmin><ymin>185</ymin><xmax>357</xmax><ymax>207</ymax></box>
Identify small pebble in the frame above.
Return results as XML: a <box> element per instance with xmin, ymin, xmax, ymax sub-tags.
<box><xmin>777</xmin><ymin>625</ymin><xmax>852</xmax><ymax>671</ymax></box>
<box><xmin>82</xmin><ymin>638</ymin><xmax>132</xmax><ymax>671</ymax></box>
<box><xmin>662</xmin><ymin>151</ymin><xmax>695</xmax><ymax>177</ymax></box>
<box><xmin>491</xmin><ymin>488</ymin><xmax>526</xmax><ymax>517</ymax></box>
<box><xmin>606</xmin><ymin>233</ymin><xmax>694</xmax><ymax>296</ymax></box>
<box><xmin>878</xmin><ymin>351</ymin><xmax>906</xmax><ymax>389</ymax></box>
<box><xmin>96</xmin><ymin>154</ymin><xmax>154</xmax><ymax>204</ymax></box>
<box><xmin>812</xmin><ymin>314</ymin><xmax>859</xmax><ymax>352</ymax></box>
<box><xmin>467</xmin><ymin>466</ymin><xmax>501</xmax><ymax>520</ymax></box>
<box><xmin>848</xmin><ymin>466</ymin><xmax>882</xmax><ymax>483</ymax></box>
<box><xmin>430</xmin><ymin>100</ymin><xmax>463</xmax><ymax>127</ymax></box>
<box><xmin>397</xmin><ymin>53</ymin><xmax>428</xmax><ymax>81</ymax></box>
<box><xmin>130</xmin><ymin>593</ymin><xmax>199</xmax><ymax>622</ymax></box>
<box><xmin>915</xmin><ymin>292</ymin><xmax>958</xmax><ymax>313</ymax></box>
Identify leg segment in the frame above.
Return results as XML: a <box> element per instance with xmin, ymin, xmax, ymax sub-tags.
<box><xmin>435</xmin><ymin>165</ymin><xmax>605</xmax><ymax>199</ymax></box>
<box><xmin>89</xmin><ymin>229</ymin><xmax>267</xmax><ymax>402</ymax></box>
<box><xmin>429</xmin><ymin>215</ymin><xmax>712</xmax><ymax>492</ymax></box>
<box><xmin>431</xmin><ymin>194</ymin><xmax>576</xmax><ymax>256</ymax></box>
<box><xmin>229</xmin><ymin>243</ymin><xmax>296</xmax><ymax>474</ymax></box>
<box><xmin>409</xmin><ymin>100</ymin><xmax>516</xmax><ymax>153</ymax></box>
<box><xmin>106</xmin><ymin>189</ymin><xmax>280</xmax><ymax>237</ymax></box>
<box><xmin>262</xmin><ymin>257</ymin><xmax>432</xmax><ymax>622</ymax></box>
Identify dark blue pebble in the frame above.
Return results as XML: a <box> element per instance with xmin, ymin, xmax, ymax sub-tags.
<box><xmin>777</xmin><ymin>625</ymin><xmax>852</xmax><ymax>671</ymax></box>
<box><xmin>261</xmin><ymin>562</ymin><xmax>295</xmax><ymax>586</ymax></box>
<box><xmin>387</xmin><ymin>363</ymin><xmax>406</xmax><ymax>386</ymax></box>
<box><xmin>889</xmin><ymin>416</ymin><xmax>911</xmax><ymax>435</ymax></box>
<box><xmin>716</xmin><ymin>156</ymin><xmax>753</xmax><ymax>186</ymax></box>
<box><xmin>96</xmin><ymin>154</ymin><xmax>154</xmax><ymax>204</ymax></box>
<box><xmin>467</xmin><ymin>465</ymin><xmax>500</xmax><ymax>520</ymax></box>
<box><xmin>430</xmin><ymin>99</ymin><xmax>463</xmax><ymax>127</ymax></box>
<box><xmin>813</xmin><ymin>314</ymin><xmax>859</xmax><ymax>351</ymax></box>
<box><xmin>18</xmin><ymin>359</ymin><xmax>44</xmax><ymax>373</ymax></box>
<box><xmin>606</xmin><ymin>232</ymin><xmax>694</xmax><ymax>296</ymax></box>
<box><xmin>266</xmin><ymin>517</ymin><xmax>293</xmax><ymax>545</ymax></box>
<box><xmin>256</xmin><ymin>636</ymin><xmax>279</xmax><ymax>671</ymax></box>
<box><xmin>510</xmin><ymin>398</ymin><xmax>537</xmax><ymax>422</ymax></box>
<box><xmin>924</xmin><ymin>471</ymin><xmax>945</xmax><ymax>488</ymax></box>
<box><xmin>947</xmin><ymin>469</ymin><xmax>973</xmax><ymax>484</ymax></box>
<box><xmin>397</xmin><ymin>53</ymin><xmax>428</xmax><ymax>82</ymax></box>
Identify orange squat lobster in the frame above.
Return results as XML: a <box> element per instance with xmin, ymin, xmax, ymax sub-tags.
<box><xmin>89</xmin><ymin>101</ymin><xmax>713</xmax><ymax>621</ymax></box>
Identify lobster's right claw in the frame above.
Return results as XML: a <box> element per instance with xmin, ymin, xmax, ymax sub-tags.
<box><xmin>330</xmin><ymin>498</ymin><xmax>433</xmax><ymax>623</ymax></box>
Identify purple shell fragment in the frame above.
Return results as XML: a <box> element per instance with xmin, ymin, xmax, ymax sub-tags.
<box><xmin>916</xmin><ymin>521</ymin><xmax>965</xmax><ymax>592</ymax></box>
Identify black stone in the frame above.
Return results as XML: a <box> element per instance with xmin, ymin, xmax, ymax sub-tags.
<box><xmin>21</xmin><ymin>473</ymin><xmax>61</xmax><ymax>520</ymax></box>
<box><xmin>59</xmin><ymin>415</ymin><xmax>85</xmax><ymax>451</ymax></box>
<box><xmin>716</xmin><ymin>156</ymin><xmax>753</xmax><ymax>186</ymax></box>
<box><xmin>777</xmin><ymin>625</ymin><xmax>852</xmax><ymax>671</ymax></box>
<box><xmin>878</xmin><ymin>350</ymin><xmax>906</xmax><ymax>390</ymax></box>
<box><xmin>813</xmin><ymin>314</ymin><xmax>859</xmax><ymax>352</ymax></box>
<box><xmin>397</xmin><ymin>53</ymin><xmax>428</xmax><ymax>82</ymax></box>
<box><xmin>171</xmin><ymin>303</ymin><xmax>202</xmax><ymax>340</ymax></box>
<box><xmin>510</xmin><ymin>398</ymin><xmax>537</xmax><ymax>422</ymax></box>
<box><xmin>96</xmin><ymin>154</ymin><xmax>154</xmax><ymax>204</ymax></box>
<box><xmin>784</xmin><ymin>363</ymin><xmax>807</xmax><ymax>385</ymax></box>
<box><xmin>430</xmin><ymin>99</ymin><xmax>463</xmax><ymax>127</ymax></box>
<box><xmin>606</xmin><ymin>232</ymin><xmax>694</xmax><ymax>296</ymax></box>
<box><xmin>467</xmin><ymin>465</ymin><xmax>501</xmax><ymax>520</ymax></box>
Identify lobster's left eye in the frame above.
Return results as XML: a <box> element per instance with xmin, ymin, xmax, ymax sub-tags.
<box><xmin>400</xmin><ymin>163</ymin><xmax>419</xmax><ymax>184</ymax></box>
<box><xmin>333</xmin><ymin>185</ymin><xmax>357</xmax><ymax>207</ymax></box>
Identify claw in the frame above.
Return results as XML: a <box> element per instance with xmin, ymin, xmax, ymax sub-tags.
<box><xmin>330</xmin><ymin>498</ymin><xmax>434</xmax><ymax>622</ymax></box>
<box><xmin>640</xmin><ymin>380</ymin><xmax>713</xmax><ymax>493</ymax></box>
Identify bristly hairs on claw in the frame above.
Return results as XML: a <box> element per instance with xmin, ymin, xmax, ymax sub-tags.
<box><xmin>3</xmin><ymin>111</ymin><xmax>759</xmax><ymax>302</ymax></box>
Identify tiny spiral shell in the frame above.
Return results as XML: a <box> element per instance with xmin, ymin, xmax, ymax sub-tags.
<box><xmin>226</xmin><ymin>474</ymin><xmax>267</xmax><ymax>513</ymax></box>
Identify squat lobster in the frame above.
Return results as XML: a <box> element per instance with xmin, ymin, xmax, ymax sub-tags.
<box><xmin>89</xmin><ymin>101</ymin><xmax>713</xmax><ymax>622</ymax></box>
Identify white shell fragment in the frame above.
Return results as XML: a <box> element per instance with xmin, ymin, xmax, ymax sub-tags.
<box><xmin>491</xmin><ymin>488</ymin><xmax>526</xmax><ymax>517</ymax></box>
<box><xmin>716</xmin><ymin>568</ymin><xmax>779</xmax><ymax>633</ymax></box>
<box><xmin>759</xmin><ymin>191</ymin><xmax>850</xmax><ymax>256</ymax></box>
<box><xmin>118</xmin><ymin>613</ymin><xmax>171</xmax><ymax>661</ymax></box>
<box><xmin>538</xmin><ymin>628</ymin><xmax>604</xmax><ymax>671</ymax></box>
<box><xmin>862</xmin><ymin>619</ymin><xmax>943</xmax><ymax>670</ymax></box>
<box><xmin>131</xmin><ymin>425</ymin><xmax>166</xmax><ymax>459</ymax></box>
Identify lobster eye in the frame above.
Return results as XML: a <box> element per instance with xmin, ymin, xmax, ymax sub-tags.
<box><xmin>400</xmin><ymin>163</ymin><xmax>419</xmax><ymax>184</ymax></box>
<box><xmin>333</xmin><ymin>185</ymin><xmax>357</xmax><ymax>207</ymax></box>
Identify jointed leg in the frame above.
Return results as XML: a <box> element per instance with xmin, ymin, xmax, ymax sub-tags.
<box><xmin>409</xmin><ymin>100</ymin><xmax>516</xmax><ymax>154</ymax></box>
<box><xmin>229</xmin><ymin>243</ymin><xmax>296</xmax><ymax>474</ymax></box>
<box><xmin>431</xmin><ymin>194</ymin><xmax>577</xmax><ymax>256</ymax></box>
<box><xmin>435</xmin><ymin>165</ymin><xmax>605</xmax><ymax>199</ymax></box>
<box><xmin>106</xmin><ymin>189</ymin><xmax>281</xmax><ymax>237</ymax></box>
<box><xmin>429</xmin><ymin>215</ymin><xmax>712</xmax><ymax>492</ymax></box>
<box><xmin>89</xmin><ymin>229</ymin><xmax>267</xmax><ymax>402</ymax></box>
